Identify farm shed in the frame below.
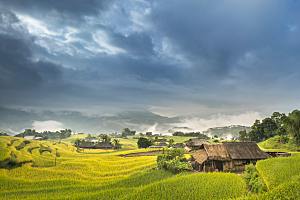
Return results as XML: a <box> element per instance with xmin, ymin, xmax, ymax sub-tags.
<box><xmin>78</xmin><ymin>141</ymin><xmax>114</xmax><ymax>149</ymax></box>
<box><xmin>149</xmin><ymin>142</ymin><xmax>168</xmax><ymax>148</ymax></box>
<box><xmin>94</xmin><ymin>142</ymin><xmax>114</xmax><ymax>149</ymax></box>
<box><xmin>185</xmin><ymin>138</ymin><xmax>209</xmax><ymax>150</ymax></box>
<box><xmin>172</xmin><ymin>143</ymin><xmax>185</xmax><ymax>148</ymax></box>
<box><xmin>191</xmin><ymin>142</ymin><xmax>269</xmax><ymax>172</ymax></box>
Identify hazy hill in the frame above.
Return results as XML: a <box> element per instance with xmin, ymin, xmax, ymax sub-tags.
<box><xmin>0</xmin><ymin>107</ymin><xmax>180</xmax><ymax>134</ymax></box>
<box><xmin>202</xmin><ymin>125</ymin><xmax>251</xmax><ymax>139</ymax></box>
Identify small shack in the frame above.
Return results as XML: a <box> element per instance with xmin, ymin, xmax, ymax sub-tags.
<box><xmin>78</xmin><ymin>141</ymin><xmax>114</xmax><ymax>149</ymax></box>
<box><xmin>94</xmin><ymin>142</ymin><xmax>114</xmax><ymax>149</ymax></box>
<box><xmin>185</xmin><ymin>138</ymin><xmax>209</xmax><ymax>150</ymax></box>
<box><xmin>172</xmin><ymin>143</ymin><xmax>185</xmax><ymax>148</ymax></box>
<box><xmin>149</xmin><ymin>141</ymin><xmax>168</xmax><ymax>148</ymax></box>
<box><xmin>191</xmin><ymin>142</ymin><xmax>270</xmax><ymax>172</ymax></box>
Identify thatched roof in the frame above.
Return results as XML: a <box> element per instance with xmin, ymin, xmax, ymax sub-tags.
<box><xmin>192</xmin><ymin>142</ymin><xmax>269</xmax><ymax>163</ymax></box>
<box><xmin>172</xmin><ymin>143</ymin><xmax>185</xmax><ymax>148</ymax></box>
<box><xmin>203</xmin><ymin>144</ymin><xmax>230</xmax><ymax>160</ymax></box>
<box><xmin>186</xmin><ymin>138</ymin><xmax>209</xmax><ymax>147</ymax></box>
<box><xmin>94</xmin><ymin>142</ymin><xmax>114</xmax><ymax>149</ymax></box>
<box><xmin>223</xmin><ymin>142</ymin><xmax>269</xmax><ymax>160</ymax></box>
<box><xmin>191</xmin><ymin>149</ymin><xmax>208</xmax><ymax>164</ymax></box>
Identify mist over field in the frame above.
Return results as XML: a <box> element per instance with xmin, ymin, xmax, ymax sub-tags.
<box><xmin>0</xmin><ymin>107</ymin><xmax>259</xmax><ymax>135</ymax></box>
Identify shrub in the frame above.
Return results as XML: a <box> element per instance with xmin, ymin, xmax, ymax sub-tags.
<box><xmin>243</xmin><ymin>164</ymin><xmax>267</xmax><ymax>193</ymax></box>
<box><xmin>157</xmin><ymin>148</ymin><xmax>192</xmax><ymax>173</ymax></box>
<box><xmin>137</xmin><ymin>137</ymin><xmax>152</xmax><ymax>148</ymax></box>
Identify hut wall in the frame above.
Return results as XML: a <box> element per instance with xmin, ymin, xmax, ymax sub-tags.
<box><xmin>222</xmin><ymin>161</ymin><xmax>233</xmax><ymax>172</ymax></box>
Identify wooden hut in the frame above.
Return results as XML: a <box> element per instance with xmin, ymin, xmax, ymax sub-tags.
<box><xmin>185</xmin><ymin>138</ymin><xmax>209</xmax><ymax>150</ymax></box>
<box><xmin>94</xmin><ymin>142</ymin><xmax>114</xmax><ymax>149</ymax></box>
<box><xmin>191</xmin><ymin>142</ymin><xmax>270</xmax><ymax>172</ymax></box>
<box><xmin>78</xmin><ymin>141</ymin><xmax>114</xmax><ymax>149</ymax></box>
<box><xmin>172</xmin><ymin>143</ymin><xmax>185</xmax><ymax>148</ymax></box>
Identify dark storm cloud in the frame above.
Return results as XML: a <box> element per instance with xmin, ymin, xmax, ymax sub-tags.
<box><xmin>0</xmin><ymin>10</ymin><xmax>60</xmax><ymax>89</ymax></box>
<box><xmin>0</xmin><ymin>9</ymin><xmax>68</xmax><ymax>107</ymax></box>
<box><xmin>0</xmin><ymin>0</ymin><xmax>300</xmax><ymax>117</ymax></box>
<box><xmin>149</xmin><ymin>0</ymin><xmax>290</xmax><ymax>75</ymax></box>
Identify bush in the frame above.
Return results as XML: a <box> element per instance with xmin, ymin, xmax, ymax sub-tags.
<box><xmin>157</xmin><ymin>148</ymin><xmax>192</xmax><ymax>173</ymax></box>
<box><xmin>243</xmin><ymin>164</ymin><xmax>267</xmax><ymax>193</ymax></box>
<box><xmin>137</xmin><ymin>137</ymin><xmax>152</xmax><ymax>148</ymax></box>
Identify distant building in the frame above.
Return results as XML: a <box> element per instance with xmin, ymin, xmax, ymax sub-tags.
<box><xmin>155</xmin><ymin>138</ymin><xmax>168</xmax><ymax>143</ymax></box>
<box><xmin>94</xmin><ymin>142</ymin><xmax>114</xmax><ymax>149</ymax></box>
<box><xmin>185</xmin><ymin>138</ymin><xmax>209</xmax><ymax>150</ymax></box>
<box><xmin>77</xmin><ymin>141</ymin><xmax>114</xmax><ymax>149</ymax></box>
<box><xmin>172</xmin><ymin>143</ymin><xmax>185</xmax><ymax>148</ymax></box>
<box><xmin>191</xmin><ymin>142</ymin><xmax>270</xmax><ymax>172</ymax></box>
<box><xmin>149</xmin><ymin>141</ymin><xmax>168</xmax><ymax>148</ymax></box>
<box><xmin>24</xmin><ymin>136</ymin><xmax>43</xmax><ymax>140</ymax></box>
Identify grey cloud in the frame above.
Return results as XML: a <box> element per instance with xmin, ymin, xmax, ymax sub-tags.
<box><xmin>1</xmin><ymin>0</ymin><xmax>300</xmax><ymax>118</ymax></box>
<box><xmin>0</xmin><ymin>0</ymin><xmax>112</xmax><ymax>18</ymax></box>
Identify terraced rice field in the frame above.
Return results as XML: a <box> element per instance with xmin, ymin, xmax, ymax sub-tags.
<box><xmin>0</xmin><ymin>136</ymin><xmax>249</xmax><ymax>200</ymax></box>
<box><xmin>256</xmin><ymin>153</ymin><xmax>300</xmax><ymax>189</ymax></box>
<box><xmin>1</xmin><ymin>136</ymin><xmax>300</xmax><ymax>200</ymax></box>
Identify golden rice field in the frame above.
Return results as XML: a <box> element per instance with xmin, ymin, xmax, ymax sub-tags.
<box><xmin>1</xmin><ymin>136</ymin><xmax>300</xmax><ymax>200</ymax></box>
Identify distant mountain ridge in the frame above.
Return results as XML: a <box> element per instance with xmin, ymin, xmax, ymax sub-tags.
<box><xmin>0</xmin><ymin>107</ymin><xmax>251</xmax><ymax>136</ymax></box>
<box><xmin>0</xmin><ymin>107</ymin><xmax>180</xmax><ymax>134</ymax></box>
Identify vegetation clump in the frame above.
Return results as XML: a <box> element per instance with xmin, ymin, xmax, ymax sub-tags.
<box><xmin>16</xmin><ymin>129</ymin><xmax>72</xmax><ymax>140</ymax></box>
<box><xmin>121</xmin><ymin>128</ymin><xmax>136</xmax><ymax>138</ymax></box>
<box><xmin>239</xmin><ymin>110</ymin><xmax>300</xmax><ymax>147</ymax></box>
<box><xmin>243</xmin><ymin>164</ymin><xmax>267</xmax><ymax>193</ymax></box>
<box><xmin>157</xmin><ymin>148</ymin><xmax>192</xmax><ymax>173</ymax></box>
<box><xmin>137</xmin><ymin>137</ymin><xmax>152</xmax><ymax>148</ymax></box>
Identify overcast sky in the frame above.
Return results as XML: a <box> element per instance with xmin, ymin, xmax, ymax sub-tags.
<box><xmin>1</xmin><ymin>0</ymin><xmax>300</xmax><ymax>119</ymax></box>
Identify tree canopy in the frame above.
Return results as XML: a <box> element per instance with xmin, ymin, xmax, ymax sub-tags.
<box><xmin>239</xmin><ymin>110</ymin><xmax>300</xmax><ymax>145</ymax></box>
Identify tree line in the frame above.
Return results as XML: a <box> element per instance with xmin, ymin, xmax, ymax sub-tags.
<box><xmin>16</xmin><ymin>129</ymin><xmax>72</xmax><ymax>140</ymax></box>
<box><xmin>239</xmin><ymin>110</ymin><xmax>300</xmax><ymax>145</ymax></box>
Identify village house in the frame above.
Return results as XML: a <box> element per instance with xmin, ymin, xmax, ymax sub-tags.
<box><xmin>185</xmin><ymin>138</ymin><xmax>209</xmax><ymax>151</ymax></box>
<box><xmin>172</xmin><ymin>143</ymin><xmax>185</xmax><ymax>148</ymax></box>
<box><xmin>77</xmin><ymin>141</ymin><xmax>114</xmax><ymax>149</ymax></box>
<box><xmin>149</xmin><ymin>141</ymin><xmax>168</xmax><ymax>148</ymax></box>
<box><xmin>94</xmin><ymin>142</ymin><xmax>114</xmax><ymax>149</ymax></box>
<box><xmin>24</xmin><ymin>136</ymin><xmax>43</xmax><ymax>140</ymax></box>
<box><xmin>191</xmin><ymin>142</ymin><xmax>270</xmax><ymax>172</ymax></box>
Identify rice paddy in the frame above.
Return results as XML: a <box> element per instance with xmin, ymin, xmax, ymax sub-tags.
<box><xmin>1</xmin><ymin>135</ymin><xmax>300</xmax><ymax>200</ymax></box>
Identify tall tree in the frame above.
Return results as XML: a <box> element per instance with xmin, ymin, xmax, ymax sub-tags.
<box><xmin>285</xmin><ymin>110</ymin><xmax>300</xmax><ymax>145</ymax></box>
<box><xmin>121</xmin><ymin>128</ymin><xmax>136</xmax><ymax>137</ymax></box>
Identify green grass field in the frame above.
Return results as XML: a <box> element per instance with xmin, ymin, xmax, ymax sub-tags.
<box><xmin>1</xmin><ymin>135</ymin><xmax>300</xmax><ymax>200</ymax></box>
<box><xmin>259</xmin><ymin>136</ymin><xmax>300</xmax><ymax>152</ymax></box>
